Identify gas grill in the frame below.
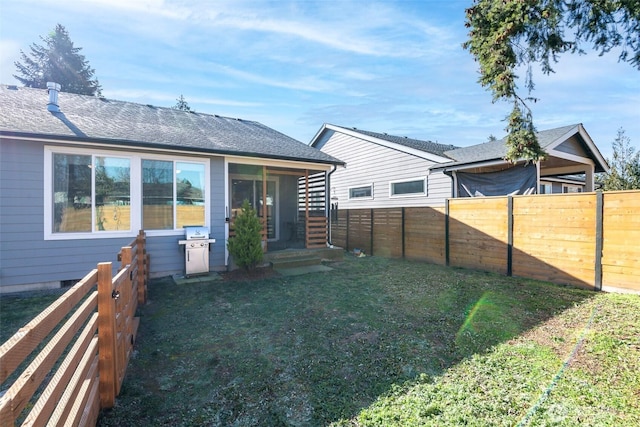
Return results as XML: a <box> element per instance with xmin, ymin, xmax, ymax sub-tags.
<box><xmin>178</xmin><ymin>226</ymin><xmax>216</xmax><ymax>277</ymax></box>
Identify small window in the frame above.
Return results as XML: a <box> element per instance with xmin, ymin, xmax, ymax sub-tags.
<box><xmin>348</xmin><ymin>184</ymin><xmax>373</xmax><ymax>199</ymax></box>
<box><xmin>390</xmin><ymin>177</ymin><xmax>426</xmax><ymax>197</ymax></box>
<box><xmin>563</xmin><ymin>185</ymin><xmax>582</xmax><ymax>193</ymax></box>
<box><xmin>539</xmin><ymin>183</ymin><xmax>552</xmax><ymax>194</ymax></box>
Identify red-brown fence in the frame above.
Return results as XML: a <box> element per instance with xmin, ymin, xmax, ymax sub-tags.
<box><xmin>0</xmin><ymin>230</ymin><xmax>149</xmax><ymax>426</ymax></box>
<box><xmin>331</xmin><ymin>191</ymin><xmax>640</xmax><ymax>293</ymax></box>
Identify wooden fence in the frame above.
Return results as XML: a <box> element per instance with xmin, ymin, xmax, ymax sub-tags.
<box><xmin>0</xmin><ymin>230</ymin><xmax>149</xmax><ymax>426</ymax></box>
<box><xmin>331</xmin><ymin>191</ymin><xmax>640</xmax><ymax>293</ymax></box>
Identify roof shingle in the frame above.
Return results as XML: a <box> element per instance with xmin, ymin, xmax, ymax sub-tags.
<box><xmin>0</xmin><ymin>85</ymin><xmax>343</xmax><ymax>165</ymax></box>
<box><xmin>332</xmin><ymin>125</ymin><xmax>459</xmax><ymax>158</ymax></box>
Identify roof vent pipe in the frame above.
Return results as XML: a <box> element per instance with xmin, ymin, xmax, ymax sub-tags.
<box><xmin>47</xmin><ymin>82</ymin><xmax>61</xmax><ymax>112</ymax></box>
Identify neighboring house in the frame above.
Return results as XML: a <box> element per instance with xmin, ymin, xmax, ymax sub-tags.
<box><xmin>0</xmin><ymin>84</ymin><xmax>344</xmax><ymax>293</ymax></box>
<box><xmin>436</xmin><ymin>124</ymin><xmax>609</xmax><ymax>197</ymax></box>
<box><xmin>311</xmin><ymin>123</ymin><xmax>609</xmax><ymax>208</ymax></box>
<box><xmin>310</xmin><ymin>124</ymin><xmax>458</xmax><ymax>208</ymax></box>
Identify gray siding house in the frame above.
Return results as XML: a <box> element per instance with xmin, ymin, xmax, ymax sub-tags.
<box><xmin>310</xmin><ymin>124</ymin><xmax>457</xmax><ymax>208</ymax></box>
<box><xmin>0</xmin><ymin>84</ymin><xmax>343</xmax><ymax>293</ymax></box>
<box><xmin>311</xmin><ymin>123</ymin><xmax>608</xmax><ymax>208</ymax></box>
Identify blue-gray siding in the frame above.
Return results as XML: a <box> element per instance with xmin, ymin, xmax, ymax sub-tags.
<box><xmin>0</xmin><ymin>138</ymin><xmax>227</xmax><ymax>291</ymax></box>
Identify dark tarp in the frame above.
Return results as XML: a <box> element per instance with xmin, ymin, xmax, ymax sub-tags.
<box><xmin>455</xmin><ymin>164</ymin><xmax>537</xmax><ymax>197</ymax></box>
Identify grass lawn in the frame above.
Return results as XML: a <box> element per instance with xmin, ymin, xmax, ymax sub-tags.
<box><xmin>2</xmin><ymin>255</ymin><xmax>639</xmax><ymax>426</ymax></box>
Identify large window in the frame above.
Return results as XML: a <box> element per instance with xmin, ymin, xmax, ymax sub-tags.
<box><xmin>142</xmin><ymin>160</ymin><xmax>206</xmax><ymax>229</ymax></box>
<box><xmin>46</xmin><ymin>147</ymin><xmax>208</xmax><ymax>239</ymax></box>
<box><xmin>390</xmin><ymin>177</ymin><xmax>426</xmax><ymax>197</ymax></box>
<box><xmin>52</xmin><ymin>154</ymin><xmax>131</xmax><ymax>233</ymax></box>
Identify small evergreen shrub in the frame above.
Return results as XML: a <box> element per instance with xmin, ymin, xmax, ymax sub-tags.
<box><xmin>227</xmin><ymin>200</ymin><xmax>264</xmax><ymax>270</ymax></box>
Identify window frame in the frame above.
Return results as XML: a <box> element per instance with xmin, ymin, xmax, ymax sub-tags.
<box><xmin>389</xmin><ymin>177</ymin><xmax>427</xmax><ymax>198</ymax></box>
<box><xmin>44</xmin><ymin>146</ymin><xmax>210</xmax><ymax>240</ymax></box>
<box><xmin>539</xmin><ymin>182</ymin><xmax>553</xmax><ymax>194</ymax></box>
<box><xmin>348</xmin><ymin>183</ymin><xmax>374</xmax><ymax>200</ymax></box>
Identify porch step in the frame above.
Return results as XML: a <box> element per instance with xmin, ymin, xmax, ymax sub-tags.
<box><xmin>269</xmin><ymin>256</ymin><xmax>322</xmax><ymax>270</ymax></box>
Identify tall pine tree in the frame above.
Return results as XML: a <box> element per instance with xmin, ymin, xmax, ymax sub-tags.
<box><xmin>14</xmin><ymin>24</ymin><xmax>101</xmax><ymax>96</ymax></box>
<box><xmin>464</xmin><ymin>1</ymin><xmax>640</xmax><ymax>163</ymax></box>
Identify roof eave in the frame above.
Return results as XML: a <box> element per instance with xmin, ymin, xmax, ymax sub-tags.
<box><xmin>1</xmin><ymin>131</ymin><xmax>346</xmax><ymax>167</ymax></box>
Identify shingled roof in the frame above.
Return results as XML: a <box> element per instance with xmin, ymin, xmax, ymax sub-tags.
<box><xmin>330</xmin><ymin>125</ymin><xmax>459</xmax><ymax>158</ymax></box>
<box><xmin>443</xmin><ymin>124</ymin><xmax>580</xmax><ymax>164</ymax></box>
<box><xmin>0</xmin><ymin>84</ymin><xmax>343</xmax><ymax>165</ymax></box>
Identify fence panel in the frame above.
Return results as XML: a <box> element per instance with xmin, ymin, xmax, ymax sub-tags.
<box><xmin>448</xmin><ymin>197</ymin><xmax>509</xmax><ymax>274</ymax></box>
<box><xmin>602</xmin><ymin>190</ymin><xmax>640</xmax><ymax>292</ymax></box>
<box><xmin>512</xmin><ymin>193</ymin><xmax>597</xmax><ymax>288</ymax></box>
<box><xmin>330</xmin><ymin>209</ymin><xmax>348</xmax><ymax>249</ymax></box>
<box><xmin>333</xmin><ymin>191</ymin><xmax>638</xmax><ymax>292</ymax></box>
<box><xmin>347</xmin><ymin>209</ymin><xmax>373</xmax><ymax>254</ymax></box>
<box><xmin>404</xmin><ymin>207</ymin><xmax>446</xmax><ymax>265</ymax></box>
<box><xmin>0</xmin><ymin>230</ymin><xmax>148</xmax><ymax>426</ymax></box>
<box><xmin>372</xmin><ymin>208</ymin><xmax>403</xmax><ymax>258</ymax></box>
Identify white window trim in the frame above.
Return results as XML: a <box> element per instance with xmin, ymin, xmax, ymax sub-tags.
<box><xmin>562</xmin><ymin>183</ymin><xmax>583</xmax><ymax>193</ymax></box>
<box><xmin>44</xmin><ymin>146</ymin><xmax>210</xmax><ymax>240</ymax></box>
<box><xmin>389</xmin><ymin>176</ymin><xmax>427</xmax><ymax>198</ymax></box>
<box><xmin>347</xmin><ymin>183</ymin><xmax>374</xmax><ymax>200</ymax></box>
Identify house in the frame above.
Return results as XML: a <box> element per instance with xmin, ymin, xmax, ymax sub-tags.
<box><xmin>0</xmin><ymin>84</ymin><xmax>344</xmax><ymax>293</ymax></box>
<box><xmin>310</xmin><ymin>123</ymin><xmax>609</xmax><ymax>208</ymax></box>
<box><xmin>310</xmin><ymin>124</ymin><xmax>458</xmax><ymax>208</ymax></box>
<box><xmin>435</xmin><ymin>124</ymin><xmax>609</xmax><ymax>197</ymax></box>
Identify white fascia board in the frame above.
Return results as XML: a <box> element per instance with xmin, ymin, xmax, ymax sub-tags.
<box><xmin>548</xmin><ymin>150</ymin><xmax>595</xmax><ymax>166</ymax></box>
<box><xmin>309</xmin><ymin>123</ymin><xmax>331</xmax><ymax>147</ymax></box>
<box><xmin>224</xmin><ymin>155</ymin><xmax>333</xmax><ymax>171</ymax></box>
<box><xmin>323</xmin><ymin>124</ymin><xmax>452</xmax><ymax>164</ymax></box>
<box><xmin>546</xmin><ymin>124</ymin><xmax>609</xmax><ymax>172</ymax></box>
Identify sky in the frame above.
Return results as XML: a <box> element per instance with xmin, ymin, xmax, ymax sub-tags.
<box><xmin>1</xmin><ymin>0</ymin><xmax>639</xmax><ymax>159</ymax></box>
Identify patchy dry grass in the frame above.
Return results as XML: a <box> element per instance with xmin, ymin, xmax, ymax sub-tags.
<box><xmin>2</xmin><ymin>255</ymin><xmax>638</xmax><ymax>426</ymax></box>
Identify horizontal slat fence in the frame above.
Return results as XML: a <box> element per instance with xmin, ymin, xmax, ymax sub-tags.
<box><xmin>331</xmin><ymin>191</ymin><xmax>639</xmax><ymax>292</ymax></box>
<box><xmin>512</xmin><ymin>194</ymin><xmax>597</xmax><ymax>287</ymax></box>
<box><xmin>602</xmin><ymin>191</ymin><xmax>640</xmax><ymax>292</ymax></box>
<box><xmin>449</xmin><ymin>197</ymin><xmax>509</xmax><ymax>275</ymax></box>
<box><xmin>404</xmin><ymin>207</ymin><xmax>446</xmax><ymax>264</ymax></box>
<box><xmin>0</xmin><ymin>230</ymin><xmax>149</xmax><ymax>427</ymax></box>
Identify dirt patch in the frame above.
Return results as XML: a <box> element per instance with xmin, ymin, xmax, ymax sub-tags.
<box><xmin>220</xmin><ymin>265</ymin><xmax>280</xmax><ymax>282</ymax></box>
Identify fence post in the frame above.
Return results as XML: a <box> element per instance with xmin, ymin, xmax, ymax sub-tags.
<box><xmin>137</xmin><ymin>230</ymin><xmax>147</xmax><ymax>304</ymax></box>
<box><xmin>346</xmin><ymin>209</ymin><xmax>350</xmax><ymax>251</ymax></box>
<box><xmin>401</xmin><ymin>207</ymin><xmax>406</xmax><ymax>259</ymax></box>
<box><xmin>119</xmin><ymin>246</ymin><xmax>132</xmax><ymax>272</ymax></box>
<box><xmin>370</xmin><ymin>208</ymin><xmax>374</xmax><ymax>256</ymax></box>
<box><xmin>507</xmin><ymin>196</ymin><xmax>513</xmax><ymax>276</ymax></box>
<box><xmin>445</xmin><ymin>199</ymin><xmax>450</xmax><ymax>267</ymax></box>
<box><xmin>595</xmin><ymin>191</ymin><xmax>604</xmax><ymax>291</ymax></box>
<box><xmin>97</xmin><ymin>262</ymin><xmax>117</xmax><ymax>408</ymax></box>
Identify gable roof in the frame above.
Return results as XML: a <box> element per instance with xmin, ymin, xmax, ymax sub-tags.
<box><xmin>435</xmin><ymin>124</ymin><xmax>608</xmax><ymax>173</ymax></box>
<box><xmin>311</xmin><ymin>123</ymin><xmax>458</xmax><ymax>163</ymax></box>
<box><xmin>0</xmin><ymin>84</ymin><xmax>343</xmax><ymax>166</ymax></box>
<box><xmin>443</xmin><ymin>124</ymin><xmax>578</xmax><ymax>164</ymax></box>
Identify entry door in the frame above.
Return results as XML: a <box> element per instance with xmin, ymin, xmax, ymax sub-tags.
<box><xmin>231</xmin><ymin>178</ymin><xmax>277</xmax><ymax>239</ymax></box>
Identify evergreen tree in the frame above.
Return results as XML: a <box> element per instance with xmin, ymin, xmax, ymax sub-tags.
<box><xmin>227</xmin><ymin>200</ymin><xmax>264</xmax><ymax>271</ymax></box>
<box><xmin>464</xmin><ymin>1</ymin><xmax>640</xmax><ymax>163</ymax></box>
<box><xmin>14</xmin><ymin>24</ymin><xmax>101</xmax><ymax>96</ymax></box>
<box><xmin>601</xmin><ymin>129</ymin><xmax>640</xmax><ymax>190</ymax></box>
<box><xmin>173</xmin><ymin>94</ymin><xmax>193</xmax><ymax>112</ymax></box>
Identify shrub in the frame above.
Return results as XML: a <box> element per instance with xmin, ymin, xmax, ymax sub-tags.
<box><xmin>227</xmin><ymin>200</ymin><xmax>263</xmax><ymax>270</ymax></box>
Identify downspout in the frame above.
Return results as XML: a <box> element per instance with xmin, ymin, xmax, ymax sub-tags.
<box><xmin>326</xmin><ymin>165</ymin><xmax>338</xmax><ymax>247</ymax></box>
<box><xmin>443</xmin><ymin>169</ymin><xmax>456</xmax><ymax>198</ymax></box>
